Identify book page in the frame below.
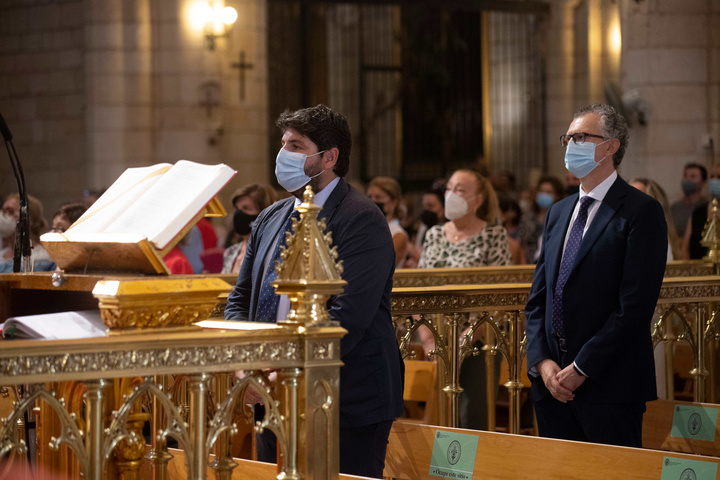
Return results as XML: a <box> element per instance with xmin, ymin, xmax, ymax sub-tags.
<box><xmin>1</xmin><ymin>310</ymin><xmax>106</xmax><ymax>340</ymax></box>
<box><xmin>102</xmin><ymin>160</ymin><xmax>236</xmax><ymax>249</ymax></box>
<box><xmin>68</xmin><ymin>164</ymin><xmax>172</xmax><ymax>234</ymax></box>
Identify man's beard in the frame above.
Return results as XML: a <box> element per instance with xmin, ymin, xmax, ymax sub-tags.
<box><xmin>291</xmin><ymin>157</ymin><xmax>325</xmax><ymax>198</ymax></box>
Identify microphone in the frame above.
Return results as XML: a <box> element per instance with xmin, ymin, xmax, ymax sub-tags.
<box><xmin>0</xmin><ymin>112</ymin><xmax>13</xmax><ymax>142</ymax></box>
<box><xmin>0</xmin><ymin>111</ymin><xmax>32</xmax><ymax>272</ymax></box>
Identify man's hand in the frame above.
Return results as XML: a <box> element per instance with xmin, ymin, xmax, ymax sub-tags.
<box><xmin>536</xmin><ymin>359</ymin><xmax>575</xmax><ymax>403</ymax></box>
<box><xmin>555</xmin><ymin>363</ymin><xmax>586</xmax><ymax>393</ymax></box>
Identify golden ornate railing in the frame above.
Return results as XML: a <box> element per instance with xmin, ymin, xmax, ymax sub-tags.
<box><xmin>391</xmin><ymin>263</ymin><xmax>720</xmax><ymax>435</ymax></box>
<box><xmin>0</xmin><ymin>187</ymin><xmax>348</xmax><ymax>480</ymax></box>
<box><xmin>0</xmin><ymin>322</ymin><xmax>345</xmax><ymax>480</ymax></box>
<box><xmin>391</xmin><ymin>283</ymin><xmax>528</xmax><ymax>434</ymax></box>
<box><xmin>392</xmin><ymin>260</ymin><xmax>716</xmax><ymax>288</ymax></box>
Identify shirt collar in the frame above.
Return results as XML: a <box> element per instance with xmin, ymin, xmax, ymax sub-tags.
<box><xmin>579</xmin><ymin>170</ymin><xmax>617</xmax><ymax>203</ymax></box>
<box><xmin>293</xmin><ymin>176</ymin><xmax>341</xmax><ymax>208</ymax></box>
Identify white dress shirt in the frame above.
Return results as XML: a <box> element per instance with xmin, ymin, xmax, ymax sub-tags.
<box><xmin>562</xmin><ymin>170</ymin><xmax>618</xmax><ymax>253</ymax></box>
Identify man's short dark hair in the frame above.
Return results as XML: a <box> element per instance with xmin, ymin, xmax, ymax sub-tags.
<box><xmin>573</xmin><ymin>104</ymin><xmax>629</xmax><ymax>168</ymax></box>
<box><xmin>684</xmin><ymin>162</ymin><xmax>708</xmax><ymax>181</ymax></box>
<box><xmin>276</xmin><ymin>104</ymin><xmax>352</xmax><ymax>177</ymax></box>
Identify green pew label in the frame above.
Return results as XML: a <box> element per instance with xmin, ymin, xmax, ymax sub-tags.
<box><xmin>661</xmin><ymin>456</ymin><xmax>718</xmax><ymax>480</ymax></box>
<box><xmin>671</xmin><ymin>405</ymin><xmax>718</xmax><ymax>442</ymax></box>
<box><xmin>429</xmin><ymin>430</ymin><xmax>479</xmax><ymax>480</ymax></box>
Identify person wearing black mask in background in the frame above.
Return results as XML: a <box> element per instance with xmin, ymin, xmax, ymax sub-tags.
<box><xmin>221</xmin><ymin>184</ymin><xmax>277</xmax><ymax>274</ymax></box>
<box><xmin>367</xmin><ymin>176</ymin><xmax>408</xmax><ymax>267</ymax></box>
<box><xmin>404</xmin><ymin>181</ymin><xmax>446</xmax><ymax>268</ymax></box>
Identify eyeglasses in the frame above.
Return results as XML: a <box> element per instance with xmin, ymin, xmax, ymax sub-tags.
<box><xmin>560</xmin><ymin>132</ymin><xmax>607</xmax><ymax>147</ymax></box>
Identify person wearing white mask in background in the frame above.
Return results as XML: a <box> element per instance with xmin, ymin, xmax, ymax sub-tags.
<box><xmin>418</xmin><ymin>168</ymin><xmax>511</xmax><ymax>268</ymax></box>
<box><xmin>518</xmin><ymin>176</ymin><xmax>565</xmax><ymax>264</ymax></box>
<box><xmin>417</xmin><ymin>168</ymin><xmax>511</xmax><ymax>431</ymax></box>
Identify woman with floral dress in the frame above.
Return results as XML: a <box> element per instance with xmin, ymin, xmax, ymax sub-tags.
<box><xmin>418</xmin><ymin>168</ymin><xmax>511</xmax><ymax>431</ymax></box>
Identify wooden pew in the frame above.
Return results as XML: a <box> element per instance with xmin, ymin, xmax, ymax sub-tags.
<box><xmin>138</xmin><ymin>447</ymin><xmax>372</xmax><ymax>479</ymax></box>
<box><xmin>643</xmin><ymin>399</ymin><xmax>720</xmax><ymax>456</ymax></box>
<box><xmin>384</xmin><ymin>421</ymin><xmax>720</xmax><ymax>480</ymax></box>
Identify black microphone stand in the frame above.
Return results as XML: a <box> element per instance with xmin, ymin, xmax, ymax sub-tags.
<box><xmin>0</xmin><ymin>112</ymin><xmax>32</xmax><ymax>273</ymax></box>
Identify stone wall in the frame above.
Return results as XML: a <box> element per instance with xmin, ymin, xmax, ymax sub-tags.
<box><xmin>544</xmin><ymin>0</ymin><xmax>720</xmax><ymax>201</ymax></box>
<box><xmin>620</xmin><ymin>0</ymin><xmax>720</xmax><ymax>201</ymax></box>
<box><xmin>0</xmin><ymin>0</ymin><xmax>269</xmax><ymax>226</ymax></box>
<box><xmin>0</xmin><ymin>0</ymin><xmax>87</xmax><ymax>215</ymax></box>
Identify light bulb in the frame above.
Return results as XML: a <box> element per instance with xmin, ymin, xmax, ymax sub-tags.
<box><xmin>196</xmin><ymin>3</ymin><xmax>215</xmax><ymax>24</ymax></box>
<box><xmin>221</xmin><ymin>6</ymin><xmax>238</xmax><ymax>25</ymax></box>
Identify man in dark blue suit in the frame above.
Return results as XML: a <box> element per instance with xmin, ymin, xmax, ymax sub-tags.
<box><xmin>525</xmin><ymin>104</ymin><xmax>667</xmax><ymax>447</ymax></box>
<box><xmin>225</xmin><ymin>104</ymin><xmax>403</xmax><ymax>478</ymax></box>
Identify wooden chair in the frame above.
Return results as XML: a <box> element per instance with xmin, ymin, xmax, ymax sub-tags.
<box><xmin>401</xmin><ymin>359</ymin><xmax>438</xmax><ymax>425</ymax></box>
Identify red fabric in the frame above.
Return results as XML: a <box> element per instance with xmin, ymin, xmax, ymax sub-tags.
<box><xmin>200</xmin><ymin>247</ymin><xmax>225</xmax><ymax>273</ymax></box>
<box><xmin>163</xmin><ymin>246</ymin><xmax>194</xmax><ymax>274</ymax></box>
<box><xmin>196</xmin><ymin>218</ymin><xmax>218</xmax><ymax>250</ymax></box>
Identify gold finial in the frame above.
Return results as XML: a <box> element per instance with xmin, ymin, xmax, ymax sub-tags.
<box><xmin>272</xmin><ymin>185</ymin><xmax>346</xmax><ymax>326</ymax></box>
<box><xmin>302</xmin><ymin>185</ymin><xmax>315</xmax><ymax>204</ymax></box>
<box><xmin>701</xmin><ymin>198</ymin><xmax>720</xmax><ymax>267</ymax></box>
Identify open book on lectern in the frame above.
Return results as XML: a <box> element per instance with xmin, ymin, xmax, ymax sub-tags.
<box><xmin>40</xmin><ymin>160</ymin><xmax>237</xmax><ymax>274</ymax></box>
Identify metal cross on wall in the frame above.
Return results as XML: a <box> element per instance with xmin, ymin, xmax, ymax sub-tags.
<box><xmin>231</xmin><ymin>51</ymin><xmax>255</xmax><ymax>101</ymax></box>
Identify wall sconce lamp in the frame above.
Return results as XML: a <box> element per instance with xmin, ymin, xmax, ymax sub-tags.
<box><xmin>196</xmin><ymin>2</ymin><xmax>238</xmax><ymax>50</ymax></box>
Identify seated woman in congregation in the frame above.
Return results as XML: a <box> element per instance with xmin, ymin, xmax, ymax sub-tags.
<box><xmin>629</xmin><ymin>177</ymin><xmax>679</xmax><ymax>261</ymax></box>
<box><xmin>405</xmin><ymin>181</ymin><xmax>446</xmax><ymax>268</ymax></box>
<box><xmin>222</xmin><ymin>183</ymin><xmax>277</xmax><ymax>274</ymax></box>
<box><xmin>367</xmin><ymin>176</ymin><xmax>409</xmax><ymax>267</ymax></box>
<box><xmin>1</xmin><ymin>193</ymin><xmax>55</xmax><ymax>273</ymax></box>
<box><xmin>419</xmin><ymin>169</ymin><xmax>511</xmax><ymax>268</ymax></box>
<box><xmin>417</xmin><ymin>168</ymin><xmax>511</xmax><ymax>431</ymax></box>
<box><xmin>50</xmin><ymin>202</ymin><xmax>87</xmax><ymax>233</ymax></box>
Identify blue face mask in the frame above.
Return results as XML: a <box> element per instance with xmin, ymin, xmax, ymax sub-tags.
<box><xmin>275</xmin><ymin>148</ymin><xmax>326</xmax><ymax>192</ymax></box>
<box><xmin>709</xmin><ymin>179</ymin><xmax>720</xmax><ymax>198</ymax></box>
<box><xmin>536</xmin><ymin>192</ymin><xmax>554</xmax><ymax>209</ymax></box>
<box><xmin>564</xmin><ymin>140</ymin><xmax>609</xmax><ymax>179</ymax></box>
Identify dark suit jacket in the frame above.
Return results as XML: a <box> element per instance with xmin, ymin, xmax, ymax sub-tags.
<box><xmin>225</xmin><ymin>178</ymin><xmax>404</xmax><ymax>428</ymax></box>
<box><xmin>525</xmin><ymin>175</ymin><xmax>667</xmax><ymax>404</ymax></box>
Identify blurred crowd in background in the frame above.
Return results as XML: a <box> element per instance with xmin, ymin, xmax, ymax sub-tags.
<box><xmin>1</xmin><ymin>160</ymin><xmax>714</xmax><ymax>275</ymax></box>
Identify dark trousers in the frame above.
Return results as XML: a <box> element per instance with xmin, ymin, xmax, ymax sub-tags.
<box><xmin>254</xmin><ymin>406</ymin><xmax>393</xmax><ymax>478</ymax></box>
<box><xmin>532</xmin><ymin>394</ymin><xmax>646</xmax><ymax>447</ymax></box>
<box><xmin>458</xmin><ymin>345</ymin><xmax>502</xmax><ymax>430</ymax></box>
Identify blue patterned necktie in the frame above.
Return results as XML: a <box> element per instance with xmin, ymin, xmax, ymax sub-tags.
<box><xmin>552</xmin><ymin>196</ymin><xmax>595</xmax><ymax>338</ymax></box>
<box><xmin>255</xmin><ymin>210</ymin><xmax>300</xmax><ymax>323</ymax></box>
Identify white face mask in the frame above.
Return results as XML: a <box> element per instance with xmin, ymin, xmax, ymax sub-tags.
<box><xmin>444</xmin><ymin>191</ymin><xmax>471</xmax><ymax>220</ymax></box>
<box><xmin>0</xmin><ymin>211</ymin><xmax>16</xmax><ymax>238</ymax></box>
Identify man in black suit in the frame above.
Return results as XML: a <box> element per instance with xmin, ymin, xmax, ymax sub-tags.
<box><xmin>225</xmin><ymin>104</ymin><xmax>403</xmax><ymax>477</ymax></box>
<box><xmin>525</xmin><ymin>104</ymin><xmax>667</xmax><ymax>447</ymax></box>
